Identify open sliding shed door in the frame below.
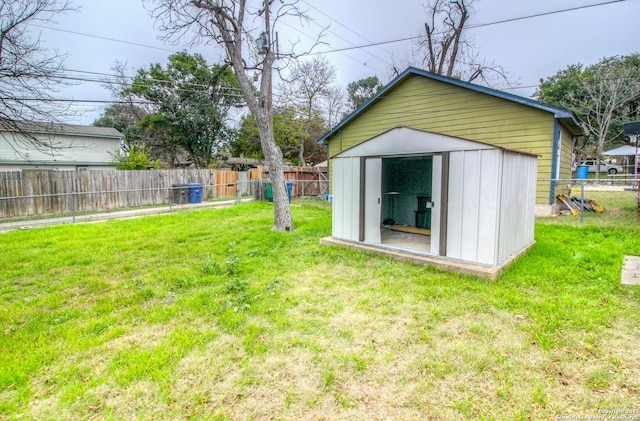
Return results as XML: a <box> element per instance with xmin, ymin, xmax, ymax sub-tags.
<box><xmin>363</xmin><ymin>157</ymin><xmax>382</xmax><ymax>243</ymax></box>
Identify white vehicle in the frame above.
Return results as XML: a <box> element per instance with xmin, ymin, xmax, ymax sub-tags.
<box><xmin>577</xmin><ymin>160</ymin><xmax>623</xmax><ymax>174</ymax></box>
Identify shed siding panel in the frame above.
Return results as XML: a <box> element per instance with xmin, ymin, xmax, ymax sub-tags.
<box><xmin>498</xmin><ymin>152</ymin><xmax>537</xmax><ymax>263</ymax></box>
<box><xmin>332</xmin><ymin>158</ymin><xmax>345</xmax><ymax>239</ymax></box>
<box><xmin>460</xmin><ymin>150</ymin><xmax>481</xmax><ymax>261</ymax></box>
<box><xmin>476</xmin><ymin>150</ymin><xmax>501</xmax><ymax>265</ymax></box>
<box><xmin>446</xmin><ymin>149</ymin><xmax>501</xmax><ymax>265</ymax></box>
<box><xmin>332</xmin><ymin>157</ymin><xmax>360</xmax><ymax>242</ymax></box>
<box><xmin>446</xmin><ymin>151</ymin><xmax>464</xmax><ymax>259</ymax></box>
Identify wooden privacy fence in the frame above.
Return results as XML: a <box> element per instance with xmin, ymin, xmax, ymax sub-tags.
<box><xmin>0</xmin><ymin>167</ymin><xmax>328</xmax><ymax>219</ymax></box>
<box><xmin>0</xmin><ymin>169</ymin><xmax>246</xmax><ymax>218</ymax></box>
<box><xmin>258</xmin><ymin>166</ymin><xmax>329</xmax><ymax>198</ymax></box>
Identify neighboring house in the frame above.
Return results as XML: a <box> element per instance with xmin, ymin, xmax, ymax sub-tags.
<box><xmin>318</xmin><ymin>67</ymin><xmax>586</xmax><ymax>278</ymax></box>
<box><xmin>0</xmin><ymin>121</ymin><xmax>124</xmax><ymax>171</ymax></box>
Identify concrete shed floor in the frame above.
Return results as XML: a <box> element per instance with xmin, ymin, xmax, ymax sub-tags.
<box><xmin>320</xmin><ymin>237</ymin><xmax>533</xmax><ymax>280</ymax></box>
<box><xmin>381</xmin><ymin>228</ymin><xmax>430</xmax><ymax>252</ymax></box>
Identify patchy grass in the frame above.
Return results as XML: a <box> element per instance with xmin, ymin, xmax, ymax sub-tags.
<box><xmin>1</xmin><ymin>199</ymin><xmax>639</xmax><ymax>420</ymax></box>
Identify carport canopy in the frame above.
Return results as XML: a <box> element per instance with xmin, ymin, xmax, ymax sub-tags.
<box><xmin>603</xmin><ymin>145</ymin><xmax>638</xmax><ymax>156</ymax></box>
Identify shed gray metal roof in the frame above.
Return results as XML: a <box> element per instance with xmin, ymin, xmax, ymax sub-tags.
<box><xmin>318</xmin><ymin>67</ymin><xmax>587</xmax><ymax>144</ymax></box>
<box><xmin>0</xmin><ymin>121</ymin><xmax>124</xmax><ymax>139</ymax></box>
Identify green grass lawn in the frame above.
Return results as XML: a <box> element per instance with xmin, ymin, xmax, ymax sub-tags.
<box><xmin>1</xmin><ymin>199</ymin><xmax>640</xmax><ymax>420</ymax></box>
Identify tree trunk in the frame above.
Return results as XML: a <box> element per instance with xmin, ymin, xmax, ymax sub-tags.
<box><xmin>255</xmin><ymin>111</ymin><xmax>294</xmax><ymax>231</ymax></box>
<box><xmin>245</xmin><ymin>90</ymin><xmax>294</xmax><ymax>231</ymax></box>
<box><xmin>211</xmin><ymin>1</ymin><xmax>294</xmax><ymax>232</ymax></box>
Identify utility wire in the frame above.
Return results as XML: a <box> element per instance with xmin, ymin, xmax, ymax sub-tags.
<box><xmin>28</xmin><ymin>24</ymin><xmax>178</xmax><ymax>54</ymax></box>
<box><xmin>11</xmin><ymin>0</ymin><xmax>631</xmax><ymax>118</ymax></box>
<box><xmin>277</xmin><ymin>19</ymin><xmax>385</xmax><ymax>75</ymax></box>
<box><xmin>300</xmin><ymin>0</ymin><xmax>395</xmax><ymax>57</ymax></box>
<box><xmin>305</xmin><ymin>0</ymin><xmax>627</xmax><ymax>56</ymax></box>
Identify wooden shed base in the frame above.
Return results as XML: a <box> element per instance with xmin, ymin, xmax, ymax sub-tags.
<box><xmin>319</xmin><ymin>237</ymin><xmax>534</xmax><ymax>280</ymax></box>
<box><xmin>386</xmin><ymin>224</ymin><xmax>431</xmax><ymax>236</ymax></box>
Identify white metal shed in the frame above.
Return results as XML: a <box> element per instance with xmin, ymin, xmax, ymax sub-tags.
<box><xmin>325</xmin><ymin>127</ymin><xmax>537</xmax><ymax>275</ymax></box>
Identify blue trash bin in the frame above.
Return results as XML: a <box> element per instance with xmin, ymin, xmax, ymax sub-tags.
<box><xmin>286</xmin><ymin>181</ymin><xmax>294</xmax><ymax>203</ymax></box>
<box><xmin>576</xmin><ymin>165</ymin><xmax>589</xmax><ymax>179</ymax></box>
<box><xmin>188</xmin><ymin>183</ymin><xmax>203</xmax><ymax>203</ymax></box>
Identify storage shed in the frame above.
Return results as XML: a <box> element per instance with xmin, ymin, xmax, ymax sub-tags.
<box><xmin>318</xmin><ymin>67</ymin><xmax>568</xmax><ymax>278</ymax></box>
<box><xmin>322</xmin><ymin>126</ymin><xmax>537</xmax><ymax>278</ymax></box>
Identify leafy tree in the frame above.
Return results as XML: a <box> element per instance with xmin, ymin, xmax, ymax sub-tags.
<box><xmin>230</xmin><ymin>114</ymin><xmax>262</xmax><ymax>160</ymax></box>
<box><xmin>535</xmin><ymin>54</ymin><xmax>640</xmax><ymax>178</ymax></box>
<box><xmin>0</xmin><ymin>0</ymin><xmax>77</xmax><ymax>150</ymax></box>
<box><xmin>347</xmin><ymin>76</ymin><xmax>384</xmax><ymax>111</ymax></box>
<box><xmin>93</xmin><ymin>103</ymin><xmax>148</xmax><ymax>145</ymax></box>
<box><xmin>110</xmin><ymin>143</ymin><xmax>160</xmax><ymax>170</ymax></box>
<box><xmin>231</xmin><ymin>107</ymin><xmax>328</xmax><ymax>166</ymax></box>
<box><xmin>126</xmin><ymin>52</ymin><xmax>240</xmax><ymax>168</ymax></box>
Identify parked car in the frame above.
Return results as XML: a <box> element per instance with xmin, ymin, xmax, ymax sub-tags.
<box><xmin>576</xmin><ymin>160</ymin><xmax>623</xmax><ymax>174</ymax></box>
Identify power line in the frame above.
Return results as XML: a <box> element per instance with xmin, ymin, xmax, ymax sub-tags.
<box><xmin>297</xmin><ymin>1</ymin><xmax>392</xmax><ymax>68</ymax></box>
<box><xmin>10</xmin><ymin>0</ymin><xmax>631</xmax><ymax>118</ymax></box>
<box><xmin>300</xmin><ymin>0</ymin><xmax>395</xmax><ymax>57</ymax></box>
<box><xmin>467</xmin><ymin>0</ymin><xmax>627</xmax><ymax>30</ymax></box>
<box><xmin>305</xmin><ymin>0</ymin><xmax>628</xmax><ymax>56</ymax></box>
<box><xmin>28</xmin><ymin>24</ymin><xmax>177</xmax><ymax>54</ymax></box>
<box><xmin>277</xmin><ymin>19</ymin><xmax>385</xmax><ymax>75</ymax></box>
<box><xmin>0</xmin><ymin>68</ymin><xmax>246</xmax><ymax>97</ymax></box>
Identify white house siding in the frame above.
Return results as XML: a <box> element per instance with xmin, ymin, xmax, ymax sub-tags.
<box><xmin>332</xmin><ymin>157</ymin><xmax>361</xmax><ymax>242</ymax></box>
<box><xmin>0</xmin><ymin>128</ymin><xmax>122</xmax><ymax>171</ymax></box>
<box><xmin>446</xmin><ymin>149</ymin><xmax>502</xmax><ymax>266</ymax></box>
<box><xmin>498</xmin><ymin>151</ymin><xmax>537</xmax><ymax>264</ymax></box>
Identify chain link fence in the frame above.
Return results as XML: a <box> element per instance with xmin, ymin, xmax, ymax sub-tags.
<box><xmin>1</xmin><ymin>174</ymin><xmax>637</xmax><ymax>229</ymax></box>
<box><xmin>0</xmin><ymin>178</ymin><xmax>330</xmax><ymax>228</ymax></box>
<box><xmin>538</xmin><ymin>177</ymin><xmax>639</xmax><ymax>227</ymax></box>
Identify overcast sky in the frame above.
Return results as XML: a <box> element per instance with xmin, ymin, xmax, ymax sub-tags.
<box><xmin>31</xmin><ymin>0</ymin><xmax>640</xmax><ymax>125</ymax></box>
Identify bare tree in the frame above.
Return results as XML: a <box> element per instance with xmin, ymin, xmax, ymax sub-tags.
<box><xmin>278</xmin><ymin>56</ymin><xmax>337</xmax><ymax>165</ymax></box>
<box><xmin>324</xmin><ymin>85</ymin><xmax>346</xmax><ymax>128</ymax></box>
<box><xmin>102</xmin><ymin>61</ymin><xmax>153</xmax><ymax>122</ymax></box>
<box><xmin>393</xmin><ymin>0</ymin><xmax>514</xmax><ymax>87</ymax></box>
<box><xmin>148</xmin><ymin>0</ymin><xmax>321</xmax><ymax>231</ymax></box>
<box><xmin>581</xmin><ymin>60</ymin><xmax>640</xmax><ymax>179</ymax></box>
<box><xmin>0</xmin><ymin>0</ymin><xmax>78</xmax><ymax>150</ymax></box>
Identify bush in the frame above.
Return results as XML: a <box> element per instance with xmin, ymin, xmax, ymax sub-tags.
<box><xmin>110</xmin><ymin>143</ymin><xmax>160</xmax><ymax>170</ymax></box>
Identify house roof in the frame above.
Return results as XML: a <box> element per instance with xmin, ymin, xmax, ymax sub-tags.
<box><xmin>226</xmin><ymin>157</ymin><xmax>261</xmax><ymax>166</ymax></box>
<box><xmin>0</xmin><ymin>120</ymin><xmax>123</xmax><ymax>139</ymax></box>
<box><xmin>318</xmin><ymin>67</ymin><xmax>587</xmax><ymax>144</ymax></box>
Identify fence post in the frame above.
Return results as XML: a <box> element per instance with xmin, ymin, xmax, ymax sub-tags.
<box><xmin>580</xmin><ymin>180</ymin><xmax>585</xmax><ymax>226</ymax></box>
<box><xmin>236</xmin><ymin>182</ymin><xmax>241</xmax><ymax>204</ymax></box>
<box><xmin>71</xmin><ymin>191</ymin><xmax>76</xmax><ymax>223</ymax></box>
